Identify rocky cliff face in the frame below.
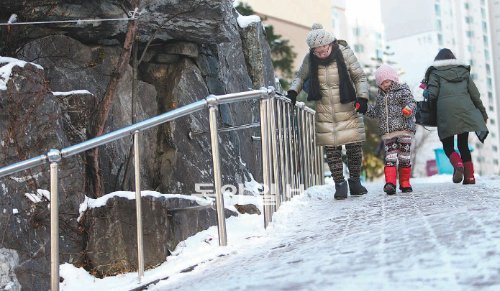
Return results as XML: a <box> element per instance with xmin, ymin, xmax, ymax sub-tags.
<box><xmin>0</xmin><ymin>1</ymin><xmax>275</xmax><ymax>289</ymax></box>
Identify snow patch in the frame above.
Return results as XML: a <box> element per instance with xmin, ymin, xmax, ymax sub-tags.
<box><xmin>10</xmin><ymin>172</ymin><xmax>43</xmax><ymax>183</ymax></box>
<box><xmin>243</xmin><ymin>173</ymin><xmax>262</xmax><ymax>196</ymax></box>
<box><xmin>237</xmin><ymin>14</ymin><xmax>261</xmax><ymax>28</ymax></box>
<box><xmin>24</xmin><ymin>189</ymin><xmax>51</xmax><ymax>203</ymax></box>
<box><xmin>77</xmin><ymin>191</ymin><xmax>213</xmax><ymax>222</ymax></box>
<box><xmin>51</xmin><ymin>90</ymin><xmax>92</xmax><ymax>96</ymax></box>
<box><xmin>0</xmin><ymin>56</ymin><xmax>43</xmax><ymax>90</ymax></box>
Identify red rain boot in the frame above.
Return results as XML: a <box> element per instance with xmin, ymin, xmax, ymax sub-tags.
<box><xmin>384</xmin><ymin>166</ymin><xmax>397</xmax><ymax>195</ymax></box>
<box><xmin>399</xmin><ymin>167</ymin><xmax>413</xmax><ymax>193</ymax></box>
<box><xmin>463</xmin><ymin>161</ymin><xmax>476</xmax><ymax>184</ymax></box>
<box><xmin>449</xmin><ymin>152</ymin><xmax>464</xmax><ymax>183</ymax></box>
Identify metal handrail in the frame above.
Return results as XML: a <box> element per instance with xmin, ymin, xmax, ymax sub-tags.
<box><xmin>0</xmin><ymin>90</ymin><xmax>269</xmax><ymax>177</ymax></box>
<box><xmin>0</xmin><ymin>87</ymin><xmax>324</xmax><ymax>291</ymax></box>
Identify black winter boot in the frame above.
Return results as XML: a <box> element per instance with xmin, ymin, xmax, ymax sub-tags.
<box><xmin>334</xmin><ymin>181</ymin><xmax>348</xmax><ymax>200</ymax></box>
<box><xmin>348</xmin><ymin>178</ymin><xmax>368</xmax><ymax>196</ymax></box>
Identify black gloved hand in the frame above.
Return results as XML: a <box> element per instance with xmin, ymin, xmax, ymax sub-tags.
<box><xmin>355</xmin><ymin>98</ymin><xmax>368</xmax><ymax>114</ymax></box>
<box><xmin>287</xmin><ymin>90</ymin><xmax>298</xmax><ymax>106</ymax></box>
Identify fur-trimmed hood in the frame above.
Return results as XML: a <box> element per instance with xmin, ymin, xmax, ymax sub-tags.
<box><xmin>430</xmin><ymin>59</ymin><xmax>469</xmax><ymax>67</ymax></box>
<box><xmin>425</xmin><ymin>59</ymin><xmax>471</xmax><ymax>82</ymax></box>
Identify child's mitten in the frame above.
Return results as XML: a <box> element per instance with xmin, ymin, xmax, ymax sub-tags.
<box><xmin>402</xmin><ymin>105</ymin><xmax>413</xmax><ymax>117</ymax></box>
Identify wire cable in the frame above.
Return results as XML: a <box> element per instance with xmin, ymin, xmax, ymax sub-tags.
<box><xmin>0</xmin><ymin>8</ymin><xmax>140</xmax><ymax>27</ymax></box>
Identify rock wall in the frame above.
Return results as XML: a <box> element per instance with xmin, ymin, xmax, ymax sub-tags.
<box><xmin>0</xmin><ymin>1</ymin><xmax>276</xmax><ymax>289</ymax></box>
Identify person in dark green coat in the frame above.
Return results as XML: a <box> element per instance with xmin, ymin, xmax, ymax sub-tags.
<box><xmin>423</xmin><ymin>48</ymin><xmax>489</xmax><ymax>184</ymax></box>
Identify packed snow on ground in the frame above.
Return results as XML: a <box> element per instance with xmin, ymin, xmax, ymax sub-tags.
<box><xmin>59</xmin><ymin>174</ymin><xmax>500</xmax><ymax>291</ymax></box>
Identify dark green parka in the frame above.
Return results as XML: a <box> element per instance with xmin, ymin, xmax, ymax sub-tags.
<box><xmin>425</xmin><ymin>59</ymin><xmax>488</xmax><ymax>142</ymax></box>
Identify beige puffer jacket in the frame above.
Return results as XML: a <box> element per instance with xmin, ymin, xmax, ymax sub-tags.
<box><xmin>289</xmin><ymin>41</ymin><xmax>368</xmax><ymax>146</ymax></box>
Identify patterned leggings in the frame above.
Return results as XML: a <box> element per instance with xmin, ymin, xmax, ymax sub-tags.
<box><xmin>383</xmin><ymin>135</ymin><xmax>412</xmax><ymax>168</ymax></box>
<box><xmin>325</xmin><ymin>142</ymin><xmax>363</xmax><ymax>184</ymax></box>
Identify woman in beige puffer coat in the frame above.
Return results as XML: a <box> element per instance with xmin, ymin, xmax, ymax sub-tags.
<box><xmin>287</xmin><ymin>23</ymin><xmax>369</xmax><ymax>200</ymax></box>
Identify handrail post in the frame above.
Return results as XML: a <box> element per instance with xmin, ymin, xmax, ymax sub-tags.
<box><xmin>269</xmin><ymin>96</ymin><xmax>280</xmax><ymax>211</ymax></box>
<box><xmin>305</xmin><ymin>112</ymin><xmax>312</xmax><ymax>188</ymax></box>
<box><xmin>133</xmin><ymin>131</ymin><xmax>145</xmax><ymax>280</ymax></box>
<box><xmin>320</xmin><ymin>146</ymin><xmax>325</xmax><ymax>184</ymax></box>
<box><xmin>308</xmin><ymin>112</ymin><xmax>316</xmax><ymax>185</ymax></box>
<box><xmin>48</xmin><ymin>149</ymin><xmax>61</xmax><ymax>291</ymax></box>
<box><xmin>259</xmin><ymin>88</ymin><xmax>273</xmax><ymax>228</ymax></box>
<box><xmin>313</xmin><ymin>114</ymin><xmax>319</xmax><ymax>184</ymax></box>
<box><xmin>312</xmin><ymin>113</ymin><xmax>319</xmax><ymax>185</ymax></box>
<box><xmin>290</xmin><ymin>106</ymin><xmax>300</xmax><ymax>198</ymax></box>
<box><xmin>206</xmin><ymin>95</ymin><xmax>227</xmax><ymax>245</ymax></box>
<box><xmin>298</xmin><ymin>105</ymin><xmax>307</xmax><ymax>189</ymax></box>
<box><xmin>282</xmin><ymin>101</ymin><xmax>291</xmax><ymax>201</ymax></box>
<box><xmin>291</xmin><ymin>106</ymin><xmax>300</xmax><ymax>196</ymax></box>
<box><xmin>276</xmin><ymin>98</ymin><xmax>285</xmax><ymax>206</ymax></box>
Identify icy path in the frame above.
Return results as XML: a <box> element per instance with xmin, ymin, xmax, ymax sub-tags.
<box><xmin>150</xmin><ymin>177</ymin><xmax>500</xmax><ymax>291</ymax></box>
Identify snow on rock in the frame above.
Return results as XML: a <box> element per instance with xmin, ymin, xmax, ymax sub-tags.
<box><xmin>51</xmin><ymin>90</ymin><xmax>92</xmax><ymax>96</ymax></box>
<box><xmin>24</xmin><ymin>189</ymin><xmax>51</xmax><ymax>203</ymax></box>
<box><xmin>0</xmin><ymin>56</ymin><xmax>43</xmax><ymax>91</ymax></box>
<box><xmin>237</xmin><ymin>14</ymin><xmax>261</xmax><ymax>28</ymax></box>
<box><xmin>77</xmin><ymin>190</ymin><xmax>214</xmax><ymax>222</ymax></box>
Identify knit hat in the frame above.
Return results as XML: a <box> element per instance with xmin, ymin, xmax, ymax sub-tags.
<box><xmin>434</xmin><ymin>48</ymin><xmax>456</xmax><ymax>61</ymax></box>
<box><xmin>375</xmin><ymin>64</ymin><xmax>399</xmax><ymax>87</ymax></box>
<box><xmin>306</xmin><ymin>23</ymin><xmax>336</xmax><ymax>48</ymax></box>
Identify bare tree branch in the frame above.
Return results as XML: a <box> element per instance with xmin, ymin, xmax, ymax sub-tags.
<box><xmin>88</xmin><ymin>0</ymin><xmax>140</xmax><ymax>197</ymax></box>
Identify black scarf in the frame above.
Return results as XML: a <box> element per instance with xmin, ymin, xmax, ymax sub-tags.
<box><xmin>308</xmin><ymin>42</ymin><xmax>357</xmax><ymax>104</ymax></box>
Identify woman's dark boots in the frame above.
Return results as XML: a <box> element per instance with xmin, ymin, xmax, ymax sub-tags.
<box><xmin>334</xmin><ymin>181</ymin><xmax>348</xmax><ymax>200</ymax></box>
<box><xmin>348</xmin><ymin>178</ymin><xmax>368</xmax><ymax>196</ymax></box>
<box><xmin>449</xmin><ymin>152</ymin><xmax>464</xmax><ymax>183</ymax></box>
<box><xmin>463</xmin><ymin>161</ymin><xmax>476</xmax><ymax>184</ymax></box>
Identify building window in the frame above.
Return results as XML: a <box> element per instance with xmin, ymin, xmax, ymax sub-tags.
<box><xmin>465</xmin><ymin>2</ymin><xmax>469</xmax><ymax>9</ymax></box>
<box><xmin>436</xmin><ymin>19</ymin><xmax>442</xmax><ymax>30</ymax></box>
<box><xmin>484</xmin><ymin>35</ymin><xmax>489</xmax><ymax>46</ymax></box>
<box><xmin>438</xmin><ymin>33</ymin><xmax>443</xmax><ymax>45</ymax></box>
<box><xmin>471</xmin><ymin>73</ymin><xmax>478</xmax><ymax>80</ymax></box>
<box><xmin>466</xmin><ymin>30</ymin><xmax>474</xmax><ymax>37</ymax></box>
<box><xmin>354</xmin><ymin>44</ymin><xmax>364</xmax><ymax>53</ymax></box>
<box><xmin>486</xmin><ymin>63</ymin><xmax>491</xmax><ymax>74</ymax></box>
<box><xmin>487</xmin><ymin>78</ymin><xmax>493</xmax><ymax>90</ymax></box>
<box><xmin>353</xmin><ymin>27</ymin><xmax>361</xmax><ymax>36</ymax></box>
<box><xmin>435</xmin><ymin>4</ymin><xmax>441</xmax><ymax>15</ymax></box>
